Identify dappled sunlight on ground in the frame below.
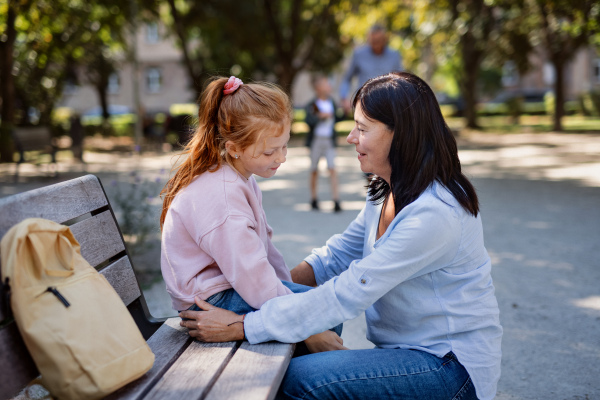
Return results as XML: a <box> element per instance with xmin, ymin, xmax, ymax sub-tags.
<box><xmin>573</xmin><ymin>296</ymin><xmax>600</xmax><ymax>312</ymax></box>
<box><xmin>459</xmin><ymin>132</ymin><xmax>600</xmax><ymax>186</ymax></box>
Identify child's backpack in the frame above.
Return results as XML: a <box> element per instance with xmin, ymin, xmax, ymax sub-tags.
<box><xmin>0</xmin><ymin>218</ymin><xmax>154</xmax><ymax>400</ymax></box>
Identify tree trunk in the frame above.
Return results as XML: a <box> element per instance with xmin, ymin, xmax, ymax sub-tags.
<box><xmin>263</xmin><ymin>0</ymin><xmax>336</xmax><ymax>94</ymax></box>
<box><xmin>461</xmin><ymin>72</ymin><xmax>479</xmax><ymax>129</ymax></box>
<box><xmin>95</xmin><ymin>81</ymin><xmax>111</xmax><ymax>135</ymax></box>
<box><xmin>0</xmin><ymin>1</ymin><xmax>17</xmax><ymax>163</ymax></box>
<box><xmin>97</xmin><ymin>83</ymin><xmax>110</xmax><ymax>121</ymax></box>
<box><xmin>167</xmin><ymin>0</ymin><xmax>202</xmax><ymax>96</ymax></box>
<box><xmin>276</xmin><ymin>64</ymin><xmax>297</xmax><ymax>94</ymax></box>
<box><xmin>552</xmin><ymin>59</ymin><xmax>565</xmax><ymax>132</ymax></box>
<box><xmin>460</xmin><ymin>35</ymin><xmax>482</xmax><ymax>129</ymax></box>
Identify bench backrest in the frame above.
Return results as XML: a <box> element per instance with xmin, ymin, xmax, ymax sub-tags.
<box><xmin>0</xmin><ymin>174</ymin><xmax>162</xmax><ymax>399</ymax></box>
<box><xmin>12</xmin><ymin>127</ymin><xmax>53</xmax><ymax>152</ymax></box>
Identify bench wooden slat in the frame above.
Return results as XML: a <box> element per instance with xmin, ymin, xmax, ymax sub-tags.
<box><xmin>0</xmin><ymin>322</ymin><xmax>39</xmax><ymax>399</ymax></box>
<box><xmin>204</xmin><ymin>342</ymin><xmax>294</xmax><ymax>400</ymax></box>
<box><xmin>106</xmin><ymin>318</ymin><xmax>193</xmax><ymax>400</ymax></box>
<box><xmin>70</xmin><ymin>210</ymin><xmax>125</xmax><ymax>268</ymax></box>
<box><xmin>142</xmin><ymin>339</ymin><xmax>237</xmax><ymax>400</ymax></box>
<box><xmin>0</xmin><ymin>175</ymin><xmax>107</xmax><ymax>240</ymax></box>
<box><xmin>100</xmin><ymin>256</ymin><xmax>141</xmax><ymax>306</ymax></box>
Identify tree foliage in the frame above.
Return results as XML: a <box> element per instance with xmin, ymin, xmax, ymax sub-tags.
<box><xmin>161</xmin><ymin>0</ymin><xmax>352</xmax><ymax>95</ymax></box>
<box><xmin>0</xmin><ymin>0</ymin><xmax>135</xmax><ymax>161</ymax></box>
<box><xmin>13</xmin><ymin>1</ymin><xmax>131</xmax><ymax>124</ymax></box>
<box><xmin>528</xmin><ymin>0</ymin><xmax>600</xmax><ymax>131</ymax></box>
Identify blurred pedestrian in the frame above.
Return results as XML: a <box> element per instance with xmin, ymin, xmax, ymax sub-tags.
<box><xmin>69</xmin><ymin>114</ymin><xmax>84</xmax><ymax>163</ymax></box>
<box><xmin>339</xmin><ymin>24</ymin><xmax>403</xmax><ymax>114</ymax></box>
<box><xmin>304</xmin><ymin>76</ymin><xmax>342</xmax><ymax>212</ymax></box>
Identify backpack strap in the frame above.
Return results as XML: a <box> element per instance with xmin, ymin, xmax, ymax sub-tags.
<box><xmin>1</xmin><ymin>274</ymin><xmax>12</xmax><ymax>321</ymax></box>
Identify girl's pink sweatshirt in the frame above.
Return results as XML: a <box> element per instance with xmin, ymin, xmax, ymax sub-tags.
<box><xmin>161</xmin><ymin>164</ymin><xmax>293</xmax><ymax>311</ymax></box>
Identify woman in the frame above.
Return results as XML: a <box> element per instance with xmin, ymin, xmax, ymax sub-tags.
<box><xmin>179</xmin><ymin>72</ymin><xmax>502</xmax><ymax>400</ymax></box>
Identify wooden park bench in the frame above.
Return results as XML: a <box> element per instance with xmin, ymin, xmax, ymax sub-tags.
<box><xmin>0</xmin><ymin>175</ymin><xmax>294</xmax><ymax>400</ymax></box>
<box><xmin>11</xmin><ymin>126</ymin><xmax>58</xmax><ymax>178</ymax></box>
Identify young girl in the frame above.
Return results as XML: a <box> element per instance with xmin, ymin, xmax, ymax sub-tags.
<box><xmin>160</xmin><ymin>76</ymin><xmax>342</xmax><ymax>348</ymax></box>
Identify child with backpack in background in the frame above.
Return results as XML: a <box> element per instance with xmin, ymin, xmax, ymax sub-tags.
<box><xmin>304</xmin><ymin>76</ymin><xmax>343</xmax><ymax>212</ymax></box>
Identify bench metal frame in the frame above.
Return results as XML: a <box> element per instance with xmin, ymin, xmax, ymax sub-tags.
<box><xmin>0</xmin><ymin>175</ymin><xmax>293</xmax><ymax>400</ymax></box>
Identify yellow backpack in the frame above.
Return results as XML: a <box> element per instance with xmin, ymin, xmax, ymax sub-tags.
<box><xmin>0</xmin><ymin>218</ymin><xmax>154</xmax><ymax>400</ymax></box>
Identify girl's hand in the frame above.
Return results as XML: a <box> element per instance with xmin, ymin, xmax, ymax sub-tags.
<box><xmin>304</xmin><ymin>330</ymin><xmax>349</xmax><ymax>353</ymax></box>
<box><xmin>179</xmin><ymin>297</ymin><xmax>245</xmax><ymax>342</ymax></box>
<box><xmin>291</xmin><ymin>261</ymin><xmax>317</xmax><ymax>287</ymax></box>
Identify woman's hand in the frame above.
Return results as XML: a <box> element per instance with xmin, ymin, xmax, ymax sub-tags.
<box><xmin>179</xmin><ymin>297</ymin><xmax>245</xmax><ymax>342</ymax></box>
<box><xmin>304</xmin><ymin>330</ymin><xmax>349</xmax><ymax>353</ymax></box>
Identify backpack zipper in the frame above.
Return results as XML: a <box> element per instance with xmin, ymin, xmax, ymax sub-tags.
<box><xmin>45</xmin><ymin>287</ymin><xmax>71</xmax><ymax>308</ymax></box>
<box><xmin>34</xmin><ymin>271</ymin><xmax>96</xmax><ymax>307</ymax></box>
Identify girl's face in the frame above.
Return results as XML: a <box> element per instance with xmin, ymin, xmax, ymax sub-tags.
<box><xmin>346</xmin><ymin>102</ymin><xmax>394</xmax><ymax>183</ymax></box>
<box><xmin>229</xmin><ymin>122</ymin><xmax>290</xmax><ymax>179</ymax></box>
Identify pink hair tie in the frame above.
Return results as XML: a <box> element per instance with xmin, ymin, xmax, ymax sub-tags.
<box><xmin>223</xmin><ymin>76</ymin><xmax>243</xmax><ymax>95</ymax></box>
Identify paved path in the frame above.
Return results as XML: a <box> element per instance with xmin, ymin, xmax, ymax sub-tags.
<box><xmin>1</xmin><ymin>132</ymin><xmax>599</xmax><ymax>399</ymax></box>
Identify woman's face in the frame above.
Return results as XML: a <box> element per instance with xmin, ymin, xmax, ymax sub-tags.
<box><xmin>347</xmin><ymin>102</ymin><xmax>394</xmax><ymax>182</ymax></box>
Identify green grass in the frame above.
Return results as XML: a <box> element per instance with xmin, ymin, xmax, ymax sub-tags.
<box><xmin>446</xmin><ymin>115</ymin><xmax>600</xmax><ymax>133</ymax></box>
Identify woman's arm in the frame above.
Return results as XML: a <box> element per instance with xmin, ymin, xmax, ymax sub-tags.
<box><xmin>180</xmin><ymin>297</ymin><xmax>348</xmax><ymax>352</ymax></box>
<box><xmin>244</xmin><ymin>202</ymin><xmax>461</xmax><ymax>345</ymax></box>
<box><xmin>306</xmin><ymin>205</ymin><xmax>368</xmax><ymax>285</ymax></box>
<box><xmin>290</xmin><ymin>261</ymin><xmax>317</xmax><ymax>287</ymax></box>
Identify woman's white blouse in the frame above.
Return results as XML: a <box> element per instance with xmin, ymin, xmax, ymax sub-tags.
<box><xmin>244</xmin><ymin>181</ymin><xmax>502</xmax><ymax>400</ymax></box>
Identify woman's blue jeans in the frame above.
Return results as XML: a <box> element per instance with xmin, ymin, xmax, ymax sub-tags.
<box><xmin>186</xmin><ymin>280</ymin><xmax>343</xmax><ymax>338</ymax></box>
<box><xmin>277</xmin><ymin>349</ymin><xmax>477</xmax><ymax>400</ymax></box>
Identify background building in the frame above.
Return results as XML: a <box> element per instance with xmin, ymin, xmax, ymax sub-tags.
<box><xmin>58</xmin><ymin>23</ymin><xmax>600</xmax><ymax>116</ymax></box>
<box><xmin>59</xmin><ymin>22</ymin><xmax>196</xmax><ymax>115</ymax></box>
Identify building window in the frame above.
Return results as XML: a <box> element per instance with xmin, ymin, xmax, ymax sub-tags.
<box><xmin>594</xmin><ymin>58</ymin><xmax>600</xmax><ymax>83</ymax></box>
<box><xmin>146</xmin><ymin>23</ymin><xmax>159</xmax><ymax>44</ymax></box>
<box><xmin>107</xmin><ymin>72</ymin><xmax>120</xmax><ymax>94</ymax></box>
<box><xmin>502</xmin><ymin>61</ymin><xmax>519</xmax><ymax>87</ymax></box>
<box><xmin>146</xmin><ymin>67</ymin><xmax>162</xmax><ymax>93</ymax></box>
<box><xmin>543</xmin><ymin>62</ymin><xmax>555</xmax><ymax>86</ymax></box>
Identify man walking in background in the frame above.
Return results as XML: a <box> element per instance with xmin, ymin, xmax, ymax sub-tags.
<box><xmin>339</xmin><ymin>24</ymin><xmax>402</xmax><ymax>114</ymax></box>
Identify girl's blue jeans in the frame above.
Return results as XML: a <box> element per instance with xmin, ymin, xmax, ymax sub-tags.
<box><xmin>186</xmin><ymin>280</ymin><xmax>343</xmax><ymax>338</ymax></box>
<box><xmin>277</xmin><ymin>349</ymin><xmax>477</xmax><ymax>400</ymax></box>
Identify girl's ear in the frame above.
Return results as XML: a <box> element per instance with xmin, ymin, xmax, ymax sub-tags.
<box><xmin>225</xmin><ymin>140</ymin><xmax>239</xmax><ymax>158</ymax></box>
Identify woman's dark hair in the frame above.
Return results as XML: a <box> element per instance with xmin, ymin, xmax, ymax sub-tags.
<box><xmin>352</xmin><ymin>71</ymin><xmax>479</xmax><ymax>216</ymax></box>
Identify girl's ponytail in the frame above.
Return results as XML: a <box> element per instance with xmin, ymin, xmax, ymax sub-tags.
<box><xmin>160</xmin><ymin>77</ymin><xmax>228</xmax><ymax>228</ymax></box>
